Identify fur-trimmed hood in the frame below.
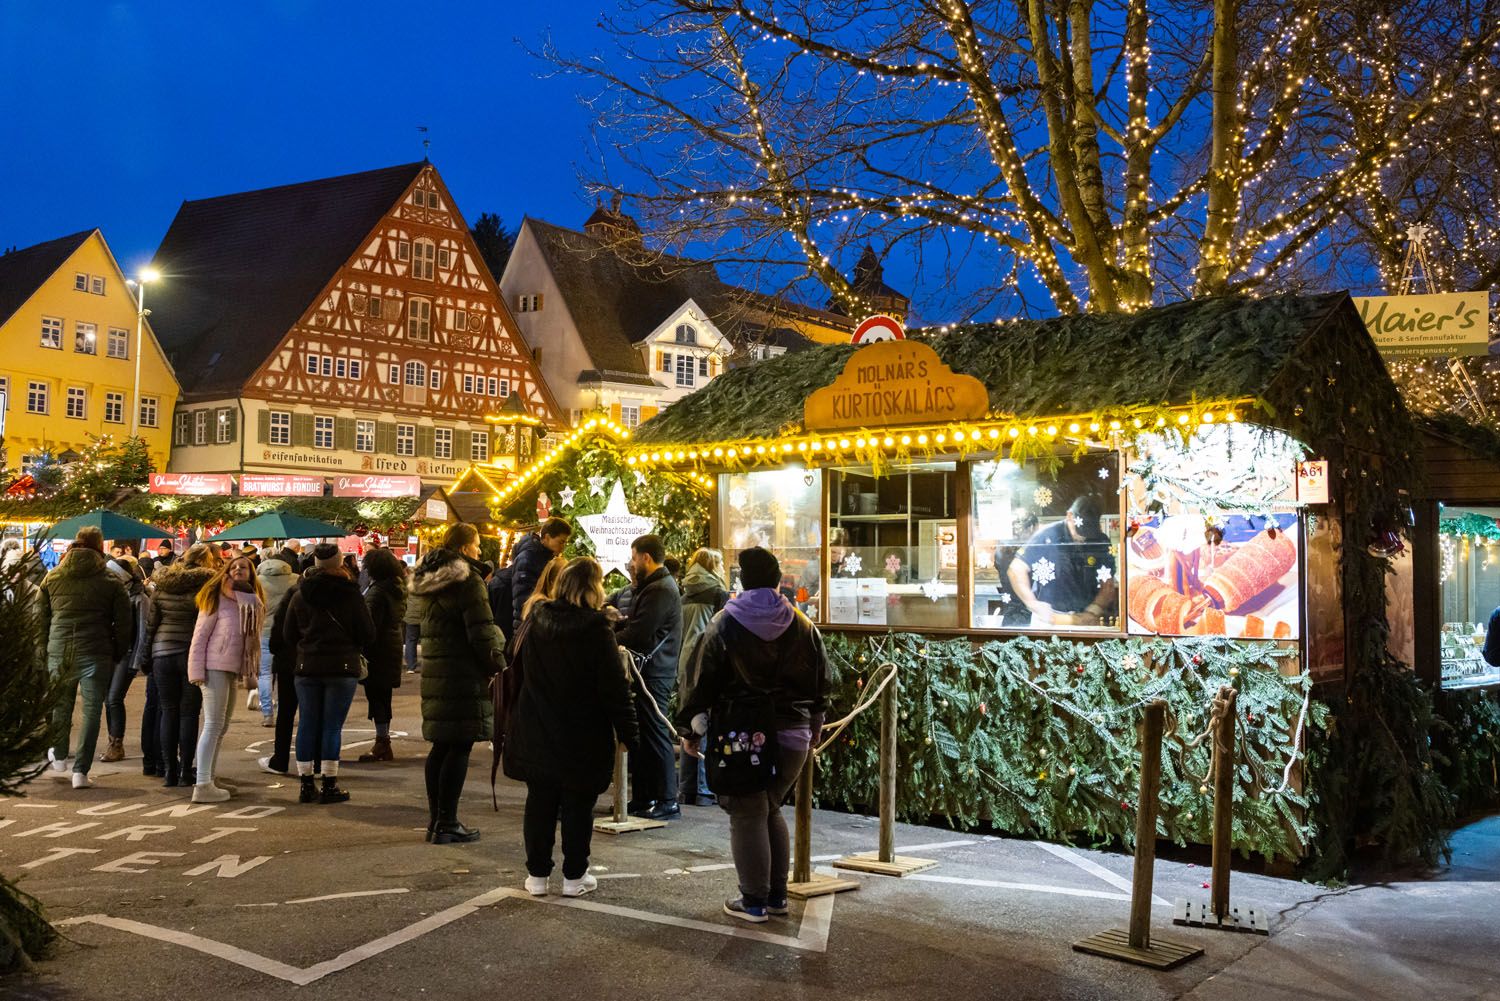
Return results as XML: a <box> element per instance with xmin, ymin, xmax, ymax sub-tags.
<box><xmin>153</xmin><ymin>561</ymin><xmax>216</xmax><ymax>595</ymax></box>
<box><xmin>412</xmin><ymin>548</ymin><xmax>478</xmax><ymax>596</ymax></box>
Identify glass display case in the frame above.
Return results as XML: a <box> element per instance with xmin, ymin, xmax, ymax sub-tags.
<box><xmin>718</xmin><ymin>467</ymin><xmax>822</xmax><ymax>599</ymax></box>
<box><xmin>1439</xmin><ymin>505</ymin><xmax>1500</xmax><ymax>689</ymax></box>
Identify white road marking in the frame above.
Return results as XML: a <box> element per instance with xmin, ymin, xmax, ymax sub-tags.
<box><xmin>595</xmin><ymin>873</ymin><xmax>641</xmax><ymax>880</ymax></box>
<box><xmin>56</xmin><ymin>914</ymin><xmax>308</xmax><ymax>983</ymax></box>
<box><xmin>905</xmin><ymin>873</ymin><xmax>1135</xmax><ymax>901</ymax></box>
<box><xmin>676</xmin><ymin>840</ymin><xmax>978</xmax><ymax>876</ymax></box>
<box><xmin>1034</xmin><ymin>841</ymin><xmax>1168</xmax><ymax>905</ymax></box>
<box><xmin>9</xmin><ymin>803</ymin><xmax>57</xmax><ymax>809</ymax></box>
<box><xmin>285</xmin><ymin>889</ymin><xmax>410</xmax><ymax>905</ymax></box>
<box><xmin>244</xmin><ymin>729</ymin><xmax>408</xmax><ymax>755</ymax></box>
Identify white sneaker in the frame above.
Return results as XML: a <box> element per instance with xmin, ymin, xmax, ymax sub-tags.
<box><xmin>71</xmin><ymin>771</ymin><xmax>93</xmax><ymax>789</ymax></box>
<box><xmin>191</xmin><ymin>783</ymin><xmax>231</xmax><ymax>803</ymax></box>
<box><xmin>524</xmin><ymin>876</ymin><xmax>549</xmax><ymax>897</ymax></box>
<box><xmin>246</xmin><ymin>690</ymin><xmax>258</xmax><ymax>711</ymax></box>
<box><xmin>258</xmin><ymin>756</ymin><xmax>287</xmax><ymax>775</ymax></box>
<box><xmin>561</xmin><ymin>873</ymin><xmax>597</xmax><ymax>898</ymax></box>
<box><xmin>47</xmin><ymin>748</ymin><xmax>70</xmax><ymax>773</ymax></box>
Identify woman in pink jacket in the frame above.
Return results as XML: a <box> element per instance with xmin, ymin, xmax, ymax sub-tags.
<box><xmin>188</xmin><ymin>555</ymin><xmax>265</xmax><ymax>803</ymax></box>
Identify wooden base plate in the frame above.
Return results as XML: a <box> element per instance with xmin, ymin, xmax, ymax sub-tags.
<box><xmin>1072</xmin><ymin>928</ymin><xmax>1204</xmax><ymax>969</ymax></box>
<box><xmin>1173</xmin><ymin>897</ymin><xmax>1271</xmax><ymax>935</ymax></box>
<box><xmin>593</xmin><ymin>817</ymin><xmax>669</xmax><ymax>835</ymax></box>
<box><xmin>832</xmin><ymin>853</ymin><xmax>939</xmax><ymax>877</ymax></box>
<box><xmin>786</xmin><ymin>872</ymin><xmax>861</xmax><ymax>899</ymax></box>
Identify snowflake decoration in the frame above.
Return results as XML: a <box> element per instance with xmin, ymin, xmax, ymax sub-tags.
<box><xmin>1097</xmin><ymin>467</ymin><xmax>1110</xmax><ymax>479</ymax></box>
<box><xmin>1030</xmin><ymin>557</ymin><xmax>1056</xmax><ymax>588</ymax></box>
<box><xmin>884</xmin><ymin>553</ymin><xmax>903</xmax><ymax>575</ymax></box>
<box><xmin>998</xmin><ymin>592</ymin><xmax>1011</xmax><ymax>604</ymax></box>
<box><xmin>1096</xmin><ymin>565</ymin><xmax>1113</xmax><ymax>585</ymax></box>
<box><xmin>1032</xmin><ymin>486</ymin><xmax>1053</xmax><ymax>508</ymax></box>
<box><xmin>1121</xmin><ymin>653</ymin><xmax>1141</xmax><ymax>673</ymax></box>
<box><xmin>1069</xmin><ymin>512</ymin><xmax>1084</xmax><ymax>529</ymax></box>
<box><xmin>587</xmin><ymin>474</ymin><xmax>609</xmax><ymax>497</ymax></box>
<box><xmin>921</xmin><ymin>577</ymin><xmax>946</xmax><ymax>601</ymax></box>
<box><xmin>843</xmin><ymin>553</ymin><xmax>863</xmax><ymax>575</ymax></box>
<box><xmin>557</xmin><ymin>486</ymin><xmax>577</xmax><ymax>508</ymax></box>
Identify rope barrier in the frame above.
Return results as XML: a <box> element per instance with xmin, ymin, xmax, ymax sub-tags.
<box><xmin>815</xmin><ymin>661</ymin><xmax>898</xmax><ymax>756</ymax></box>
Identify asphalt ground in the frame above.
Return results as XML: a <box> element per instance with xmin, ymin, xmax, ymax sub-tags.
<box><xmin>2</xmin><ymin>686</ymin><xmax>1496</xmax><ymax>1001</ymax></box>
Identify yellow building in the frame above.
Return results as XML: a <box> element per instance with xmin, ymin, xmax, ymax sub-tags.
<box><xmin>0</xmin><ymin>230</ymin><xmax>179</xmax><ymax>471</ymax></box>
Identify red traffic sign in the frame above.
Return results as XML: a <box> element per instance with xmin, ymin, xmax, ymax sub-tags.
<box><xmin>851</xmin><ymin>314</ymin><xmax>906</xmax><ymax>345</ymax></box>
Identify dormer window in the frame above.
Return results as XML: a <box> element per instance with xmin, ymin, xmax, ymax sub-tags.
<box><xmin>674</xmin><ymin>323</ymin><xmax>697</xmax><ymax>345</ymax></box>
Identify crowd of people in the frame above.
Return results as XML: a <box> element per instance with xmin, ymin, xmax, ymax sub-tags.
<box><xmin>19</xmin><ymin>516</ymin><xmax>834</xmax><ymax>922</ymax></box>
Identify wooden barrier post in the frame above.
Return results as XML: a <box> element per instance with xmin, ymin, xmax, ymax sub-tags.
<box><xmin>835</xmin><ymin>668</ymin><xmax>938</xmax><ymax>877</ymax></box>
<box><xmin>1173</xmin><ymin>684</ymin><xmax>1268</xmax><ymax>934</ymax></box>
<box><xmin>593</xmin><ymin>744</ymin><xmax>668</xmax><ymax>835</ymax></box>
<box><xmin>1074</xmin><ymin>700</ymin><xmax>1203</xmax><ymax>969</ymax></box>
<box><xmin>788</xmin><ymin>751</ymin><xmax>860</xmax><ymax>899</ymax></box>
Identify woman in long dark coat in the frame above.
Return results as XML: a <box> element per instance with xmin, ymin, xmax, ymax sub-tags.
<box><xmin>409</xmin><ymin>523</ymin><xmax>506</xmax><ymax>844</ymax></box>
<box><xmin>359</xmin><ymin>549</ymin><xmax>408</xmax><ymax>763</ymax></box>
<box><xmin>504</xmin><ymin>557</ymin><xmax>638</xmax><ymax>898</ymax></box>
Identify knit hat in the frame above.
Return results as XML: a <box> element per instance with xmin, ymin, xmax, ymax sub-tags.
<box><xmin>738</xmin><ymin>546</ymin><xmax>781</xmax><ymax>591</ymax></box>
<box><xmin>312</xmin><ymin>543</ymin><xmax>343</xmax><ymax>572</ymax></box>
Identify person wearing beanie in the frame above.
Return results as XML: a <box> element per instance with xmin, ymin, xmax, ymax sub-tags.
<box><xmin>38</xmin><ymin>526</ymin><xmax>133</xmax><ymax>788</ymax></box>
<box><xmin>281</xmin><ymin>543</ymin><xmax>374</xmax><ymax>804</ymax></box>
<box><xmin>143</xmin><ymin>544</ymin><xmax>219</xmax><ymax>786</ymax></box>
<box><xmin>357</xmin><ymin>549</ymin><xmax>408</xmax><ymax>763</ymax></box>
<box><xmin>676</xmin><ymin>546</ymin><xmax>833</xmax><ymax>924</ymax></box>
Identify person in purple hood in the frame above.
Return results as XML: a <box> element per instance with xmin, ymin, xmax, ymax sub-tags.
<box><xmin>676</xmin><ymin>546</ymin><xmax>832</xmax><ymax>924</ymax></box>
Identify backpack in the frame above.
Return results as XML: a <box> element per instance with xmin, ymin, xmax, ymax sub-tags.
<box><xmin>488</xmin><ymin>565</ymin><xmax>515</xmax><ymax>642</ymax></box>
<box><xmin>705</xmin><ymin>692</ymin><xmax>781</xmax><ymax>796</ymax></box>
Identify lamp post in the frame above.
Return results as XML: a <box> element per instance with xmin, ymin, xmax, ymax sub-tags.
<box><xmin>128</xmin><ymin>268</ymin><xmax>160</xmax><ymax>437</ymax></box>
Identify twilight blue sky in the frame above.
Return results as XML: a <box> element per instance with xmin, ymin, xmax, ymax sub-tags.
<box><xmin>0</xmin><ymin>1</ymin><xmax>615</xmax><ymax>277</ymax></box>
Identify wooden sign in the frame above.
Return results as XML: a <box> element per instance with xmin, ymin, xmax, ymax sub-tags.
<box><xmin>1352</xmin><ymin>292</ymin><xmax>1489</xmax><ymax>357</ymax></box>
<box><xmin>804</xmin><ymin>339</ymin><xmax>989</xmax><ymax>432</ymax></box>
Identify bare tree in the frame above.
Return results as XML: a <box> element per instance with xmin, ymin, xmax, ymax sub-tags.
<box><xmin>550</xmin><ymin>0</ymin><xmax>1500</xmax><ymax>319</ymax></box>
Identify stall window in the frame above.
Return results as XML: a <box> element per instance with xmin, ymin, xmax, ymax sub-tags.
<box><xmin>826</xmin><ymin>462</ymin><xmax>960</xmax><ymax>628</ymax></box>
<box><xmin>719</xmin><ymin>468</ymin><xmax>823</xmax><ymax>603</ymax></box>
<box><xmin>971</xmin><ymin>453</ymin><xmax>1120</xmax><ymax>631</ymax></box>
<box><xmin>1439</xmin><ymin>507</ymin><xmax>1500</xmax><ymax>689</ymax></box>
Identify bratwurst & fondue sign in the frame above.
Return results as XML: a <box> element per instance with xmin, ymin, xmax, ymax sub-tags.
<box><xmin>803</xmin><ymin>338</ymin><xmax>990</xmax><ymax>432</ymax></box>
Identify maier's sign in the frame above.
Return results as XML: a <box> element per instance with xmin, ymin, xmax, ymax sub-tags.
<box><xmin>1352</xmin><ymin>292</ymin><xmax>1490</xmax><ymax>358</ymax></box>
<box><xmin>804</xmin><ymin>339</ymin><xmax>989</xmax><ymax>432</ymax></box>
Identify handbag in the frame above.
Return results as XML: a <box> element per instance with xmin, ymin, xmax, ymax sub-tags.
<box><xmin>705</xmin><ymin>692</ymin><xmax>780</xmax><ymax>796</ymax></box>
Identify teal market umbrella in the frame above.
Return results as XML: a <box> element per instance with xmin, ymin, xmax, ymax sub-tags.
<box><xmin>211</xmin><ymin>511</ymin><xmax>350</xmax><ymax>543</ymax></box>
<box><xmin>32</xmin><ymin>509</ymin><xmax>171</xmax><ymax>543</ymax></box>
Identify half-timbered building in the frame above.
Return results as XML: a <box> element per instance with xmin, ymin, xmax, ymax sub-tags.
<box><xmin>149</xmin><ymin>162</ymin><xmax>562</xmax><ymax>492</ymax></box>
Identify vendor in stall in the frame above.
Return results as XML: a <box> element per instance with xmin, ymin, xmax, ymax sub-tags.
<box><xmin>1006</xmin><ymin>495</ymin><xmax>1117</xmax><ymax>627</ymax></box>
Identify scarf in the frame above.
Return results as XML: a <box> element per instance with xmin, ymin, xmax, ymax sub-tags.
<box><xmin>230</xmin><ymin>590</ymin><xmax>265</xmax><ymax>687</ymax></box>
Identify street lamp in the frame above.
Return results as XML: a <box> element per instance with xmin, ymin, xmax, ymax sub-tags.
<box><xmin>127</xmin><ymin>268</ymin><xmax>160</xmax><ymax>437</ymax></box>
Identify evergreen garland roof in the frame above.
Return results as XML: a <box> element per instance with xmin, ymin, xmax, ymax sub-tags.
<box><xmin>634</xmin><ymin>293</ymin><xmax>1373</xmax><ymax>444</ymax></box>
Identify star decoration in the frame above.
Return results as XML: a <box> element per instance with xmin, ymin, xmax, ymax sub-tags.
<box><xmin>884</xmin><ymin>553</ymin><xmax>903</xmax><ymax>575</ymax></box>
<box><xmin>843</xmin><ymin>553</ymin><xmax>863</xmax><ymax>575</ymax></box>
<box><xmin>1032</xmin><ymin>486</ymin><xmax>1053</xmax><ymax>508</ymax></box>
<box><xmin>1096</xmin><ymin>565</ymin><xmax>1113</xmax><ymax>585</ymax></box>
<box><xmin>633</xmin><ymin>470</ymin><xmax>647</xmax><ymax>486</ymax></box>
<box><xmin>587</xmin><ymin>474</ymin><xmax>609</xmax><ymax>497</ymax></box>
<box><xmin>575</xmin><ymin>483</ymin><xmax>654</xmax><ymax>577</ymax></box>
<box><xmin>557</xmin><ymin>486</ymin><xmax>577</xmax><ymax>508</ymax></box>
<box><xmin>1030</xmin><ymin>557</ymin><xmax>1056</xmax><ymax>588</ymax></box>
<box><xmin>1097</xmin><ymin>467</ymin><xmax>1110</xmax><ymax>479</ymax></box>
<box><xmin>921</xmin><ymin>577</ymin><xmax>946</xmax><ymax>601</ymax></box>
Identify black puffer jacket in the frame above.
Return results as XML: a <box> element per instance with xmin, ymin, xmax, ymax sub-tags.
<box><xmin>144</xmin><ymin>562</ymin><xmax>216</xmax><ymax>661</ymax></box>
<box><xmin>410</xmin><ymin>548</ymin><xmax>505</xmax><ymax>743</ymax></box>
<box><xmin>363</xmin><ymin>576</ymin><xmax>406</xmax><ymax>688</ymax></box>
<box><xmin>615</xmin><ymin>566</ymin><xmax>682</xmax><ymax>680</ymax></box>
<box><xmin>283</xmin><ymin>569</ymin><xmax>375</xmax><ymax>678</ymax></box>
<box><xmin>39</xmin><ymin>547</ymin><xmax>131</xmax><ymax>663</ymax></box>
<box><xmin>503</xmin><ymin>600</ymin><xmax>639</xmax><ymax>794</ymax></box>
<box><xmin>507</xmin><ymin>533</ymin><xmax>552</xmax><ymax>636</ymax></box>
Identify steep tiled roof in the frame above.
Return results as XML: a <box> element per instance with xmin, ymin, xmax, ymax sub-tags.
<box><xmin>0</xmin><ymin>230</ymin><xmax>93</xmax><ymax>327</ymax></box>
<box><xmin>147</xmin><ymin>163</ymin><xmax>426</xmax><ymax>398</ymax></box>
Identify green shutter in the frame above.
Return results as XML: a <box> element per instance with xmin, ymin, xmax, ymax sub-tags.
<box><xmin>257</xmin><ymin>410</ymin><xmax>270</xmax><ymax>444</ymax></box>
<box><xmin>454</xmin><ymin>428</ymin><xmax>472</xmax><ymax>461</ymax></box>
<box><xmin>291</xmin><ymin>413</ymin><xmax>314</xmax><ymax>447</ymax></box>
<box><xmin>335</xmin><ymin>417</ymin><xmax>355</xmax><ymax>451</ymax></box>
<box><xmin>375</xmin><ymin>421</ymin><xmax>396</xmax><ymax>454</ymax></box>
<box><xmin>416</xmin><ymin>425</ymin><xmax>435</xmax><ymax>458</ymax></box>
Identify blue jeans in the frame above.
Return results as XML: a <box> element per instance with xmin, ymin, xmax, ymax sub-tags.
<box><xmin>50</xmin><ymin>652</ymin><xmax>110</xmax><ymax>774</ymax></box>
<box><xmin>257</xmin><ymin>635</ymin><xmax>274</xmax><ymax>717</ymax></box>
<box><xmin>294</xmin><ymin>676</ymin><xmax>357</xmax><ymax>768</ymax></box>
<box><xmin>404</xmin><ymin>623</ymin><xmax>420</xmax><ymax>672</ymax></box>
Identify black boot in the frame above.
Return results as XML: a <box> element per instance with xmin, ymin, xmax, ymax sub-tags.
<box><xmin>177</xmin><ymin>765</ymin><xmax>196</xmax><ymax>788</ymax></box>
<box><xmin>319</xmin><ymin>776</ymin><xmax>350</xmax><ymax>804</ymax></box>
<box><xmin>298</xmin><ymin>775</ymin><xmax>318</xmax><ymax>803</ymax></box>
<box><xmin>432</xmin><ymin>821</ymin><xmax>480</xmax><ymax>845</ymax></box>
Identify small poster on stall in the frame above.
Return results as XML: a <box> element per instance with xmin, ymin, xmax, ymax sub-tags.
<box><xmin>857</xmin><ymin>577</ymin><xmax>889</xmax><ymax>625</ymax></box>
<box><xmin>828</xmin><ymin>577</ymin><xmax>859</xmax><ymax>624</ymax></box>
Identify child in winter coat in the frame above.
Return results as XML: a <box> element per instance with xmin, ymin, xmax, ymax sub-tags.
<box><xmin>187</xmin><ymin>555</ymin><xmax>264</xmax><ymax>803</ymax></box>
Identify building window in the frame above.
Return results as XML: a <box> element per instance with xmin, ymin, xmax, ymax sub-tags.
<box><xmin>397</xmin><ymin>240</ymin><xmax>411</xmax><ymax>261</ymax></box>
<box><xmin>335</xmin><ymin>358</ymin><xmax>348</xmax><ymax>379</ymax></box>
<box><xmin>470</xmin><ymin>430</ymin><xmax>489</xmax><ymax>462</ymax></box>
<box><xmin>74</xmin><ymin>273</ymin><xmax>88</xmax><ymax>291</ymax></box>
<box><xmin>305</xmin><ymin>354</ymin><xmax>320</xmax><ymax>375</ymax></box>
<box><xmin>699</xmin><ymin>356</ymin><xmax>710</xmax><ymax>377</ymax></box>
<box><xmin>486</xmin><ymin>376</ymin><xmax>498</xmax><ymax>396</ymax></box>
<box><xmin>193</xmin><ymin>410</ymin><xmax>207</xmax><ymax>445</ymax></box>
<box><xmin>405</xmin><ymin>360</ymin><xmax>426</xmax><ymax>386</ymax></box>
<box><xmin>620</xmin><ymin>401</ymin><xmax>641</xmax><ymax>428</ymax></box>
<box><xmin>216</xmin><ymin>408</ymin><xmax>233</xmax><ymax>444</ymax></box>
<box><xmin>438</xmin><ymin>248</ymin><xmax>451</xmax><ymax>269</ymax></box>
<box><xmin>90</xmin><ymin>275</ymin><xmax>105</xmax><ymax>295</ymax></box>
<box><xmin>107</xmin><ymin>327</ymin><xmax>129</xmax><ymax>359</ymax></box>
<box><xmin>675</xmin><ymin>323</ymin><xmax>697</xmax><ymax>345</ymax></box>
<box><xmin>407</xmin><ymin>297</ymin><xmax>431</xmax><ymax>341</ymax></box>
<box><xmin>26</xmin><ymin>381</ymin><xmax>47</xmax><ymax>415</ymax></box>
<box><xmin>368</xmin><ymin>296</ymin><xmax>383</xmax><ymax>318</ymax></box>
<box><xmin>317</xmin><ymin>356</ymin><xmax>329</xmax><ymax>377</ymax></box>
<box><xmin>516</xmin><ymin>294</ymin><xmax>542</xmax><ymax>313</ymax></box>
<box><xmin>314</xmin><ymin>415</ymin><xmax>334</xmax><ymax>449</ymax></box>
<box><xmin>427</xmin><ymin>190</ymin><xmax>440</xmax><ymax>208</ymax></box>
<box><xmin>463</xmin><ymin>373</ymin><xmax>475</xmax><ymax>394</ymax></box>
<box><xmin>349</xmin><ymin>360</ymin><xmax>363</xmax><ymax>380</ymax></box>
<box><xmin>40</xmin><ymin>316</ymin><xmax>62</xmax><ymax>349</ymax></box>
<box><xmin>388</xmin><ymin>364</ymin><xmax>401</xmax><ymax>385</ymax></box>
<box><xmin>498</xmin><ymin>378</ymin><xmax>510</xmax><ymax>398</ymax></box>
<box><xmin>412</xmin><ymin>239</ymin><xmax>435</xmax><ymax>280</ymax></box>
<box><xmin>269</xmin><ymin>410</ymin><xmax>291</xmax><ymax>446</ymax></box>
<box><xmin>103</xmin><ymin>392</ymin><xmax>124</xmax><ymax>424</ymax></box>
<box><xmin>434</xmin><ymin>427</ymin><xmax>453</xmax><ymax>459</ymax></box>
<box><xmin>174</xmin><ymin>411</ymin><xmax>190</xmax><ymax>444</ymax></box>
<box><xmin>452</xmin><ymin>307</ymin><xmax>466</xmax><ymax>330</ymax></box>
<box><xmin>139</xmin><ymin>395</ymin><xmax>159</xmax><ymax>428</ymax></box>
<box><xmin>355</xmin><ymin>419</ymin><xmax>375</xmax><ymax>453</ymax></box>
<box><xmin>66</xmin><ymin>386</ymin><xmax>86</xmax><ymax>419</ymax></box>
<box><xmin>75</xmin><ymin>322</ymin><xmax>97</xmax><ymax>354</ymax></box>
<box><xmin>396</xmin><ymin>423</ymin><xmax>415</xmax><ymax>456</ymax></box>
<box><xmin>428</xmin><ymin>367</ymin><xmax>441</xmax><ymax>390</ymax></box>
<box><xmin>659</xmin><ymin>351</ymin><xmax>672</xmax><ymax>372</ymax></box>
<box><xmin>675</xmin><ymin>354</ymin><xmax>695</xmax><ymax>388</ymax></box>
